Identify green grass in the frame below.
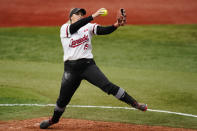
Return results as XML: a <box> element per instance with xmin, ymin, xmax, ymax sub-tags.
<box><xmin>0</xmin><ymin>25</ymin><xmax>197</xmax><ymax>129</ymax></box>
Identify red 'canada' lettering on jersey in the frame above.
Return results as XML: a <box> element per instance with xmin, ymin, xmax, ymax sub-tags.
<box><xmin>69</xmin><ymin>35</ymin><xmax>89</xmax><ymax>48</ymax></box>
<box><xmin>60</xmin><ymin>23</ymin><xmax>98</xmax><ymax>61</ymax></box>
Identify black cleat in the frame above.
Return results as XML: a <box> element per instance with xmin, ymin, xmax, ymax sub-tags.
<box><xmin>135</xmin><ymin>103</ymin><xmax>148</xmax><ymax>111</ymax></box>
<box><xmin>40</xmin><ymin>119</ymin><xmax>55</xmax><ymax>129</ymax></box>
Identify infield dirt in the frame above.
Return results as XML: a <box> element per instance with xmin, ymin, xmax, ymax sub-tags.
<box><xmin>0</xmin><ymin>117</ymin><xmax>197</xmax><ymax>131</ymax></box>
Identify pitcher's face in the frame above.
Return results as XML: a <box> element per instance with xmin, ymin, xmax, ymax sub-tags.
<box><xmin>71</xmin><ymin>12</ymin><xmax>84</xmax><ymax>23</ymax></box>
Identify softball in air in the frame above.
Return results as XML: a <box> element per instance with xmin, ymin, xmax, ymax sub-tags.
<box><xmin>100</xmin><ymin>9</ymin><xmax>108</xmax><ymax>16</ymax></box>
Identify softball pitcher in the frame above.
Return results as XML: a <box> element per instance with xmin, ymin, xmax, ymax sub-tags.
<box><xmin>40</xmin><ymin>8</ymin><xmax>147</xmax><ymax>129</ymax></box>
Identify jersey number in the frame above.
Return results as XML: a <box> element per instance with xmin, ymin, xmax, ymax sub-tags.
<box><xmin>84</xmin><ymin>44</ymin><xmax>89</xmax><ymax>50</ymax></box>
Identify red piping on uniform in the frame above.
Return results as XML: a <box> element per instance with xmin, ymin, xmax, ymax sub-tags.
<box><xmin>92</xmin><ymin>24</ymin><xmax>96</xmax><ymax>35</ymax></box>
<box><xmin>66</xmin><ymin>25</ymin><xmax>69</xmax><ymax>37</ymax></box>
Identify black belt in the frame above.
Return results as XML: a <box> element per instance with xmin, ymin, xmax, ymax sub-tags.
<box><xmin>65</xmin><ymin>58</ymin><xmax>94</xmax><ymax>64</ymax></box>
<box><xmin>64</xmin><ymin>58</ymin><xmax>95</xmax><ymax>71</ymax></box>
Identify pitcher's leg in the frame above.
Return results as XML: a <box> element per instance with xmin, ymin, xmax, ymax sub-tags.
<box><xmin>82</xmin><ymin>65</ymin><xmax>146</xmax><ymax>110</ymax></box>
<box><xmin>40</xmin><ymin>71</ymin><xmax>82</xmax><ymax>129</ymax></box>
<box><xmin>54</xmin><ymin>71</ymin><xmax>82</xmax><ymax>122</ymax></box>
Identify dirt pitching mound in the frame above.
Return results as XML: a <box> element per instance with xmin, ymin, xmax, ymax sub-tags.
<box><xmin>0</xmin><ymin>117</ymin><xmax>196</xmax><ymax>131</ymax></box>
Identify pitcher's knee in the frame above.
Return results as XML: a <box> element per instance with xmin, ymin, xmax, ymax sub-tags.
<box><xmin>101</xmin><ymin>82</ymin><xmax>124</xmax><ymax>98</ymax></box>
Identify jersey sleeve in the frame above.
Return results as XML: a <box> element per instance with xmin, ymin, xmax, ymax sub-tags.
<box><xmin>88</xmin><ymin>23</ymin><xmax>99</xmax><ymax>35</ymax></box>
<box><xmin>60</xmin><ymin>24</ymin><xmax>71</xmax><ymax>38</ymax></box>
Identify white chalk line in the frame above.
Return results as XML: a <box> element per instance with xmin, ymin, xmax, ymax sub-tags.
<box><xmin>0</xmin><ymin>104</ymin><xmax>197</xmax><ymax>118</ymax></box>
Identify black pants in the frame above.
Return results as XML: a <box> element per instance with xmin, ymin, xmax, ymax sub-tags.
<box><xmin>56</xmin><ymin>58</ymin><xmax>121</xmax><ymax>108</ymax></box>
